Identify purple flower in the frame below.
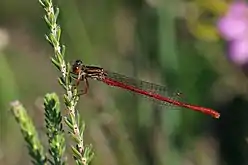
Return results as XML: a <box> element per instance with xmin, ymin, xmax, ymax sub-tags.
<box><xmin>230</xmin><ymin>39</ymin><xmax>248</xmax><ymax>64</ymax></box>
<box><xmin>217</xmin><ymin>1</ymin><xmax>248</xmax><ymax>65</ymax></box>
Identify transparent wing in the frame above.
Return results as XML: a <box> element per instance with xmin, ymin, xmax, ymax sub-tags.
<box><xmin>102</xmin><ymin>71</ymin><xmax>183</xmax><ymax>107</ymax></box>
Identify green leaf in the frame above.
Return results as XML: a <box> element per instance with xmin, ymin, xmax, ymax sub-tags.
<box><xmin>61</xmin><ymin>45</ymin><xmax>66</xmax><ymax>57</ymax></box>
<box><xmin>56</xmin><ymin>25</ymin><xmax>61</xmax><ymax>42</ymax></box>
<box><xmin>64</xmin><ymin>117</ymin><xmax>74</xmax><ymax>130</ymax></box>
<box><xmin>71</xmin><ymin>145</ymin><xmax>82</xmax><ymax>160</ymax></box>
<box><xmin>51</xmin><ymin>57</ymin><xmax>61</xmax><ymax>70</ymax></box>
<box><xmin>55</xmin><ymin>7</ymin><xmax>60</xmax><ymax>20</ymax></box>
<box><xmin>70</xmin><ymin>133</ymin><xmax>81</xmax><ymax>144</ymax></box>
<box><xmin>63</xmin><ymin>95</ymin><xmax>72</xmax><ymax>107</ymax></box>
<box><xmin>45</xmin><ymin>34</ymin><xmax>52</xmax><ymax>44</ymax></box>
<box><xmin>44</xmin><ymin>15</ymin><xmax>52</xmax><ymax>27</ymax></box>
<box><xmin>58</xmin><ymin>77</ymin><xmax>67</xmax><ymax>90</ymax></box>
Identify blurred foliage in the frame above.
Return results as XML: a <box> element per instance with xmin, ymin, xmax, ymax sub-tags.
<box><xmin>0</xmin><ymin>0</ymin><xmax>248</xmax><ymax>165</ymax></box>
<box><xmin>0</xmin><ymin>52</ymin><xmax>19</xmax><ymax>141</ymax></box>
<box><xmin>183</xmin><ymin>0</ymin><xmax>227</xmax><ymax>42</ymax></box>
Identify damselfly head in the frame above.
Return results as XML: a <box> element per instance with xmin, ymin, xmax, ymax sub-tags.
<box><xmin>72</xmin><ymin>60</ymin><xmax>84</xmax><ymax>74</ymax></box>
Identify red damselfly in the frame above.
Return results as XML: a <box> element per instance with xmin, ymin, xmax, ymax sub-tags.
<box><xmin>71</xmin><ymin>60</ymin><xmax>220</xmax><ymax>119</ymax></box>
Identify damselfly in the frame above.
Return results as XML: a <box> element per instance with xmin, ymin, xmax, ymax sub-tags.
<box><xmin>70</xmin><ymin>60</ymin><xmax>220</xmax><ymax>119</ymax></box>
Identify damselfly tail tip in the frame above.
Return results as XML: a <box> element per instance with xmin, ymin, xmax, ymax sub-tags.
<box><xmin>214</xmin><ymin>113</ymin><xmax>220</xmax><ymax>119</ymax></box>
<box><xmin>201</xmin><ymin>107</ymin><xmax>220</xmax><ymax>119</ymax></box>
<box><xmin>211</xmin><ymin>111</ymin><xmax>220</xmax><ymax>119</ymax></box>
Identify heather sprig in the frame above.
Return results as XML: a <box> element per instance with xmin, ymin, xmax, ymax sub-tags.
<box><xmin>10</xmin><ymin>101</ymin><xmax>48</xmax><ymax>165</ymax></box>
<box><xmin>44</xmin><ymin>93</ymin><xmax>66</xmax><ymax>165</ymax></box>
<box><xmin>38</xmin><ymin>0</ymin><xmax>94</xmax><ymax>164</ymax></box>
<box><xmin>10</xmin><ymin>0</ymin><xmax>94</xmax><ymax>164</ymax></box>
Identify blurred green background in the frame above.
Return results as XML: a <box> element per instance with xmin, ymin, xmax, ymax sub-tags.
<box><xmin>1</xmin><ymin>0</ymin><xmax>248</xmax><ymax>165</ymax></box>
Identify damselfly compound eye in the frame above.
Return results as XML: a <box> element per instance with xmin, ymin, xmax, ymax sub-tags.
<box><xmin>72</xmin><ymin>60</ymin><xmax>83</xmax><ymax>74</ymax></box>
